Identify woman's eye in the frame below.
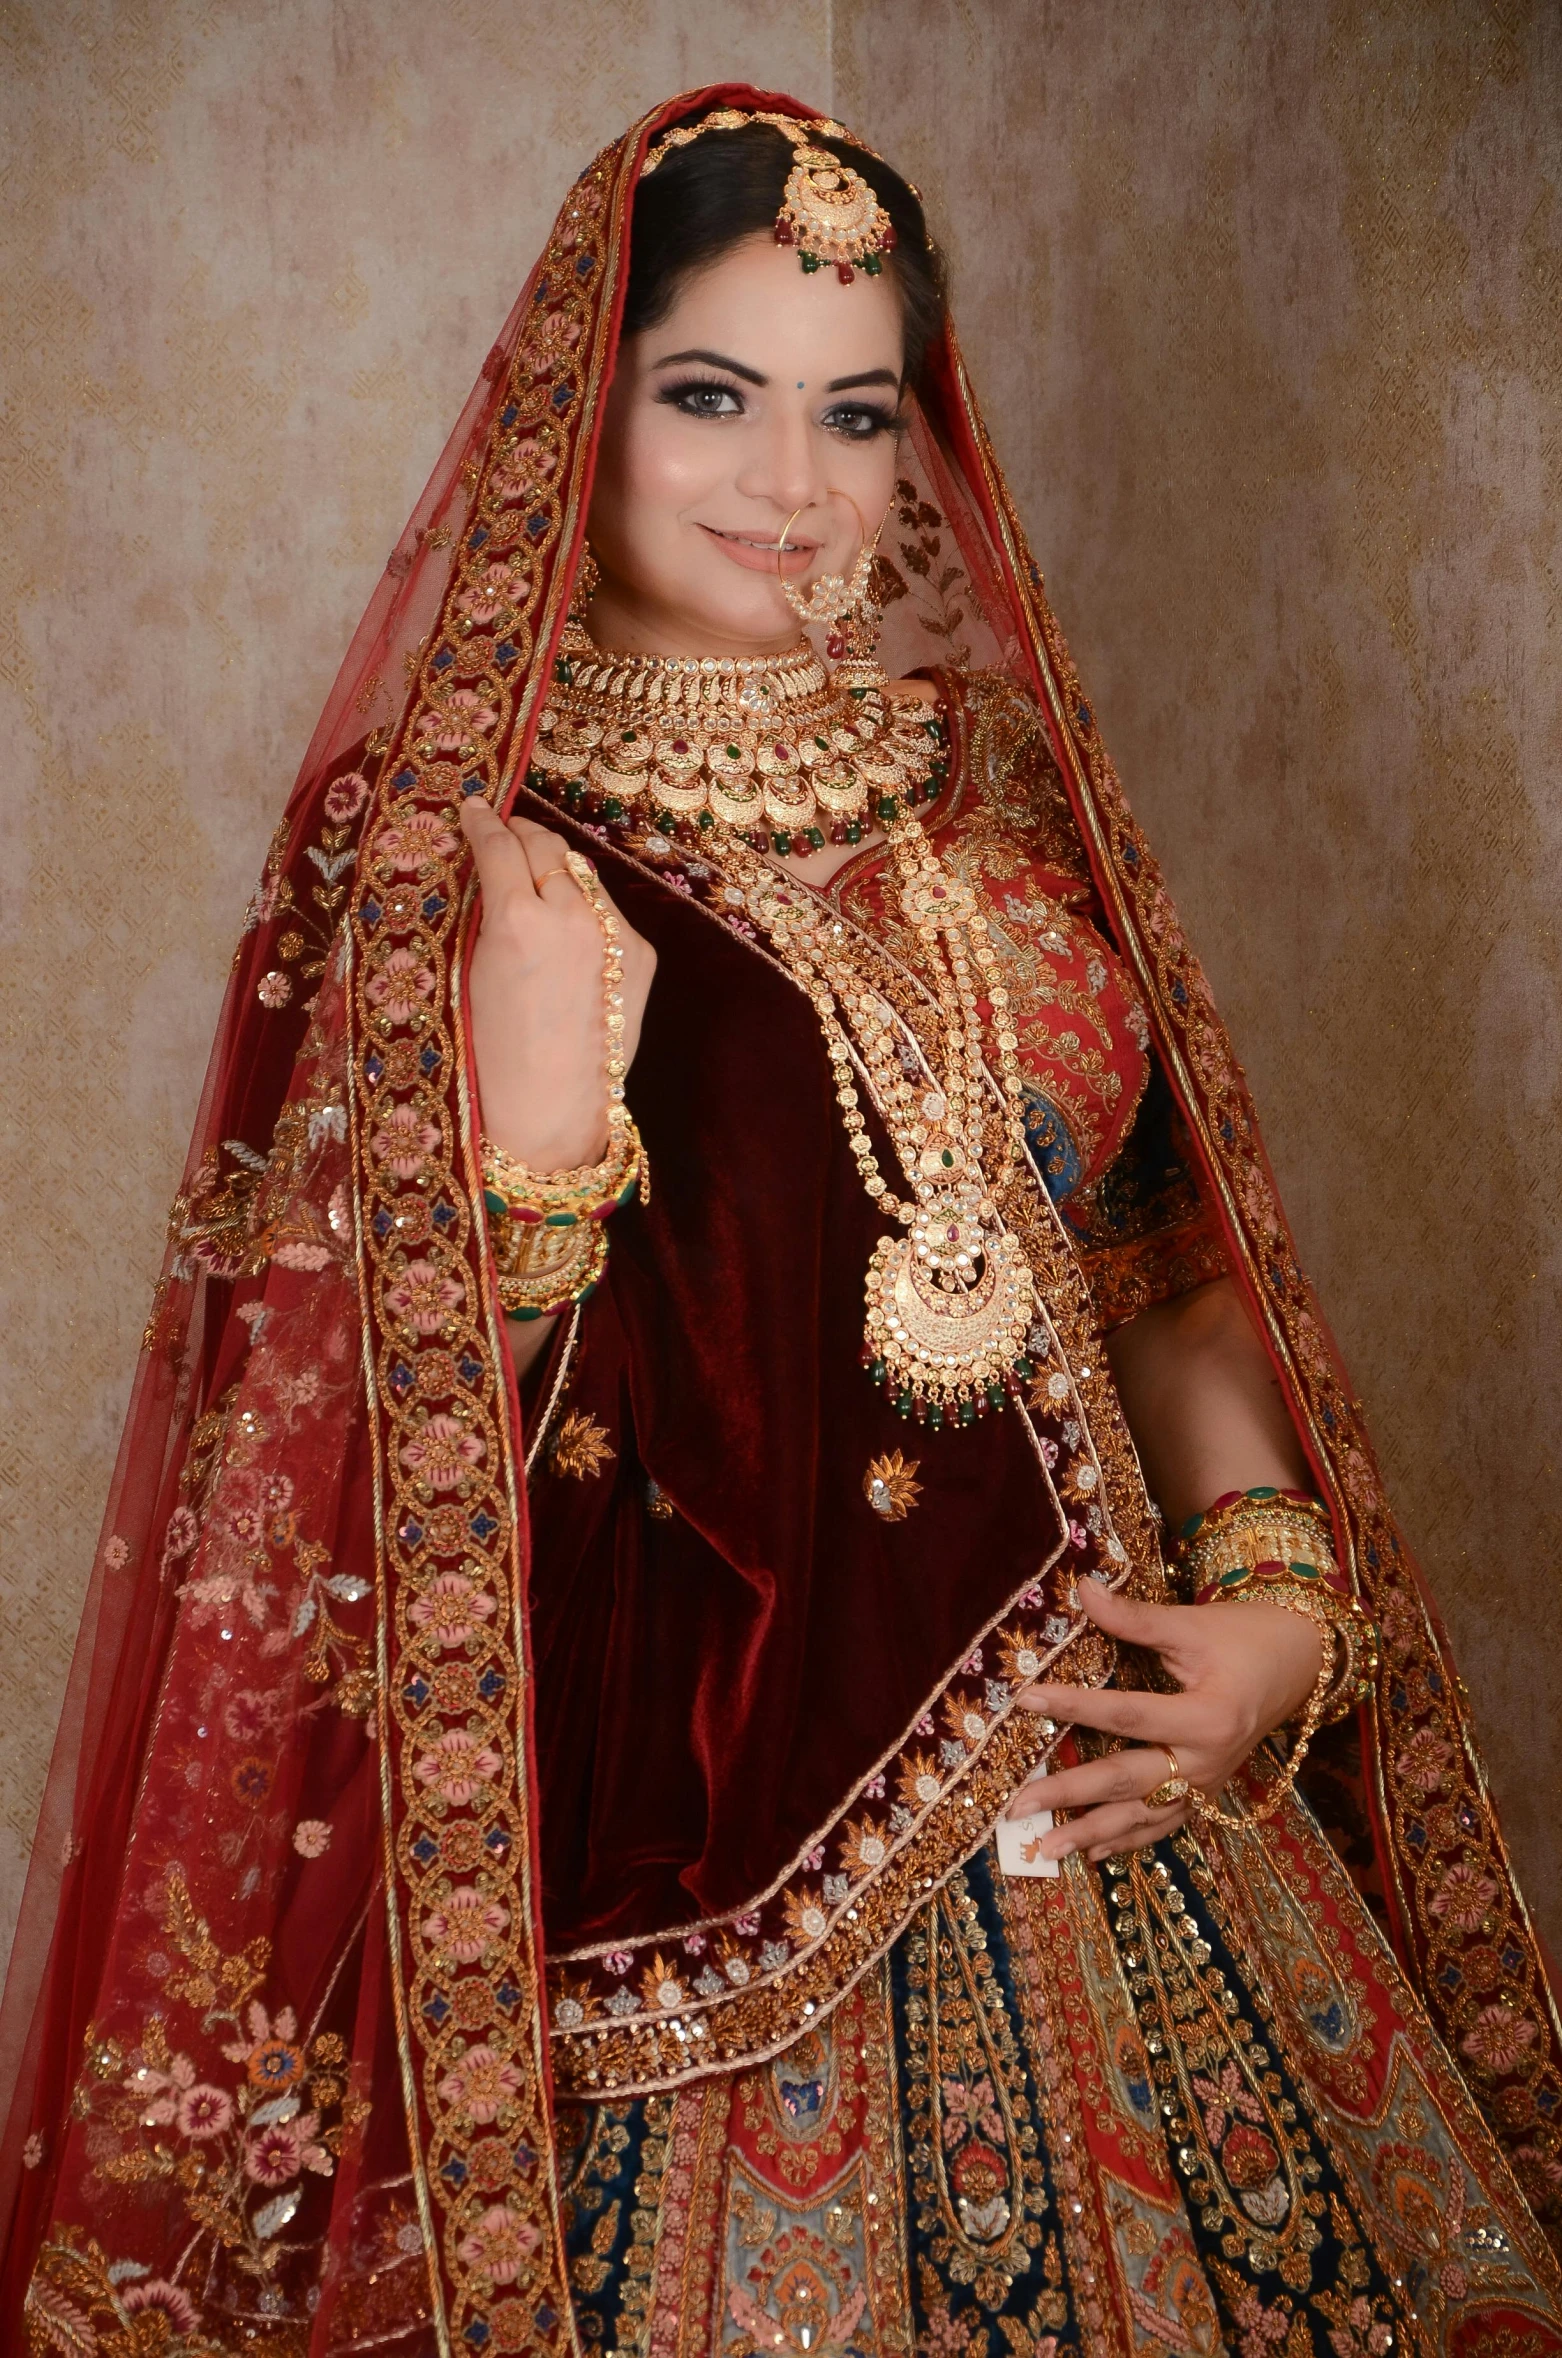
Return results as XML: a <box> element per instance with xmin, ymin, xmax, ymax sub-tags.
<box><xmin>824</xmin><ymin>403</ymin><xmax>897</xmax><ymax>440</ymax></box>
<box><xmin>660</xmin><ymin>379</ymin><xmax>744</xmax><ymax>419</ymax></box>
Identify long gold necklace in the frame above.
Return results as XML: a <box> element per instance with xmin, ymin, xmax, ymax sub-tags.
<box><xmin>530</xmin><ymin>633</ymin><xmax>1039</xmax><ymax>1431</ymax></box>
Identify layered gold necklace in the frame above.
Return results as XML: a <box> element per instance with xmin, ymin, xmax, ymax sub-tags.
<box><xmin>527</xmin><ymin>627</ymin><xmax>1040</xmax><ymax>1431</ymax></box>
<box><xmin>531</xmin><ymin>619</ymin><xmax>937</xmax><ymax>850</ymax></box>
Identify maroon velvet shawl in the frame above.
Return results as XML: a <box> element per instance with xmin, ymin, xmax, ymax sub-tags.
<box><xmin>4</xmin><ymin>83</ymin><xmax>1557</xmax><ymax>2350</ymax></box>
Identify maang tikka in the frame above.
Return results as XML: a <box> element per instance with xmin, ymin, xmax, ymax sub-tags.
<box><xmin>641</xmin><ymin>108</ymin><xmax>898</xmax><ymax>285</ymax></box>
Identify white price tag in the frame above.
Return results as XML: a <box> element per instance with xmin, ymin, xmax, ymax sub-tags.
<box><xmin>996</xmin><ymin>1806</ymin><xmax>1059</xmax><ymax>1878</ymax></box>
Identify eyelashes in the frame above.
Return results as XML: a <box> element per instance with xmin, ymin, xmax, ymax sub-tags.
<box><xmin>653</xmin><ymin>374</ymin><xmax>901</xmax><ymax>439</ymax></box>
<box><xmin>656</xmin><ymin>375</ymin><xmax>745</xmax><ymax>419</ymax></box>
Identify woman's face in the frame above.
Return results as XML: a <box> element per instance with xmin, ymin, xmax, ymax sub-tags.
<box><xmin>585</xmin><ymin>233</ymin><xmax>905</xmax><ymax>658</ymax></box>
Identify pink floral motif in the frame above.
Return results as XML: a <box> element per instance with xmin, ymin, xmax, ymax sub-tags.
<box><xmin>163</xmin><ymin>1506</ymin><xmax>200</xmax><ymax>1559</ymax></box>
<box><xmin>103</xmin><ymin>1535</ymin><xmax>130</xmax><ymax>1570</ymax></box>
<box><xmin>376</xmin><ymin>811</ymin><xmax>459</xmax><ymax>872</ymax></box>
<box><xmin>1430</xmin><ymin>1861</ymin><xmax>1499</xmax><ymax>1933</ymax></box>
<box><xmin>293</xmin><ymin>1819</ymin><xmax>333</xmax><ymax>1858</ymax></box>
<box><xmin>121</xmin><ymin>2282</ymin><xmax>201</xmax><ymax>2332</ymax></box>
<box><xmin>400</xmin><ymin>1414</ymin><xmax>485</xmax><ymax>1491</ymax></box>
<box><xmin>458</xmin><ymin>2201</ymin><xmax>541</xmax><ymax>2283</ymax></box>
<box><xmin>244</xmin><ymin>2113</ymin><xmax>322</xmax><ymax>2185</ymax></box>
<box><xmin>372</xmin><ymin>1104</ymin><xmax>442</xmax><ymax>1179</ymax></box>
<box><xmin>1460</xmin><ymin>2003</ymin><xmax>1538</xmax><ymax>2075</ymax></box>
<box><xmin>258</xmin><ymin>971</ymin><xmax>293</xmax><ymax>1010</ymax></box>
<box><xmin>176</xmin><ymin>2083</ymin><xmax>234</xmax><ymax>2139</ymax></box>
<box><xmin>1394</xmin><ymin>1727</ymin><xmax>1454</xmax><ymax>1796</ymax></box>
<box><xmin>413</xmin><ymin>689</ymin><xmax>498</xmax><ymax>755</ymax></box>
<box><xmin>367</xmin><ymin>947</ymin><xmax>436</xmax><ymax>1024</ymax></box>
<box><xmin>456</xmin><ymin>558</ymin><xmax>531</xmax><ymax>626</ymax></box>
<box><xmin>21</xmin><ymin>2133</ymin><xmax>44</xmax><ymax>2168</ymax></box>
<box><xmin>324</xmin><ymin>770</ymin><xmax>370</xmax><ymax>823</ymax></box>
<box><xmin>424</xmin><ymin>1885</ymin><xmax>510</xmax><ymax>1964</ymax></box>
<box><xmin>413</xmin><ymin>1727</ymin><xmax>503</xmax><ymax>1804</ymax></box>
<box><xmin>491</xmin><ymin>440</ymin><xmax>557</xmax><ymax>503</ymax></box>
<box><xmin>1227</xmin><ymin>2286</ymin><xmax>1294</xmax><ymax>2355</ymax></box>
<box><xmin>409</xmin><ymin>1573</ymin><xmax>497</xmax><ymax>1648</ymax></box>
<box><xmin>224</xmin><ymin>1689</ymin><xmax>282</xmax><ymax>1744</ymax></box>
<box><xmin>385</xmin><ymin>1259</ymin><xmax>465</xmax><ymax>1335</ymax></box>
<box><xmin>939</xmin><ymin>2073</ymin><xmax>1004</xmax><ymax>2149</ymax></box>
<box><xmin>437</xmin><ymin>2042</ymin><xmax>523</xmax><ymax>2124</ymax></box>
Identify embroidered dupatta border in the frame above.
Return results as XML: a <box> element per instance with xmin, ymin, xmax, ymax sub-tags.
<box><xmin>345</xmin><ymin>108</ymin><xmax>646</xmax><ymax>2358</ymax></box>
<box><xmin>930</xmin><ymin>336</ymin><xmax>1562</xmax><ymax>2221</ymax></box>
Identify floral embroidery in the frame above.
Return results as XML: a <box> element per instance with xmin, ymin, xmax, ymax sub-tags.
<box><xmin>44</xmin><ymin>1868</ymin><xmax>362</xmax><ymax>2318</ymax></box>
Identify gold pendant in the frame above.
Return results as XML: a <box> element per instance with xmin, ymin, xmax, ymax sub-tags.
<box><xmin>864</xmin><ymin>1195</ymin><xmax>1035</xmax><ymax>1431</ymax></box>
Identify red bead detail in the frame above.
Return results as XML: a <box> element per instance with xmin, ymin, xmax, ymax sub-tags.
<box><xmin>826</xmin><ymin>633</ymin><xmax>847</xmax><ymax>660</ymax></box>
<box><xmin>830</xmin><ymin>821</ymin><xmax>851</xmax><ymax>845</ymax></box>
<box><xmin>774</xmin><ymin>221</ymin><xmax>795</xmax><ymax>245</ymax></box>
<box><xmin>881</xmin><ymin>224</ymin><xmax>898</xmax><ymax>250</ymax></box>
<box><xmin>836</xmin><ymin>263</ymin><xmax>855</xmax><ymax>286</ymax></box>
<box><xmin>791</xmin><ymin>831</ymin><xmax>812</xmax><ymax>857</ymax></box>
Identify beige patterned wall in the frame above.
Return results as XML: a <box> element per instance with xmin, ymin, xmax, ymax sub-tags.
<box><xmin>838</xmin><ymin>0</ymin><xmax>1562</xmax><ymax>1937</ymax></box>
<box><xmin>2</xmin><ymin>0</ymin><xmax>1558</xmax><ymax>1977</ymax></box>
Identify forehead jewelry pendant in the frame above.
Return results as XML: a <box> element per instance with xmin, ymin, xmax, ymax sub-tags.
<box><xmin>642</xmin><ymin>108</ymin><xmax>896</xmax><ymax>285</ymax></box>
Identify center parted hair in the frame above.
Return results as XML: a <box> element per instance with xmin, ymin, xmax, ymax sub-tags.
<box><xmin>624</xmin><ymin>114</ymin><xmax>947</xmax><ymax>393</ymax></box>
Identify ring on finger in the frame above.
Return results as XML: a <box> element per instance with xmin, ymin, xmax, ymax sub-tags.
<box><xmin>531</xmin><ymin>865</ymin><xmax>573</xmax><ymax>890</ymax></box>
<box><xmin>1143</xmin><ymin>1746</ymin><xmax>1191</xmax><ymax>1810</ymax></box>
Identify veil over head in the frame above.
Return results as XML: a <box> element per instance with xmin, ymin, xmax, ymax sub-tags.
<box><xmin>4</xmin><ymin>84</ymin><xmax>1558</xmax><ymax>2353</ymax></box>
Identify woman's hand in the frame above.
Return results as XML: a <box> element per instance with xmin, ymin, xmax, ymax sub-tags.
<box><xmin>460</xmin><ymin>802</ymin><xmax>656</xmax><ymax>1172</ymax></box>
<box><xmin>1006</xmin><ymin>1575</ymin><xmax>1324</xmax><ymax>1863</ymax></box>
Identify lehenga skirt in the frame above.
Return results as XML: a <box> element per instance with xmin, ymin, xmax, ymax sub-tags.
<box><xmin>528</xmin><ymin>1800</ymin><xmax>1562</xmax><ymax>2357</ymax></box>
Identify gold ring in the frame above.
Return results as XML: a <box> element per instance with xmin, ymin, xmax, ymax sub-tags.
<box><xmin>1143</xmin><ymin>1747</ymin><xmax>1190</xmax><ymax>1810</ymax></box>
<box><xmin>531</xmin><ymin>866</ymin><xmax>572</xmax><ymax>889</ymax></box>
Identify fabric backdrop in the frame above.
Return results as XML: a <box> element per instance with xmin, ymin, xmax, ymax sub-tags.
<box><xmin>2</xmin><ymin>0</ymin><xmax>1557</xmax><ymax>1977</ymax></box>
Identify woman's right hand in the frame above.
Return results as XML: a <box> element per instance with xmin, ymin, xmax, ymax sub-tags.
<box><xmin>459</xmin><ymin>801</ymin><xmax>656</xmax><ymax>1174</ymax></box>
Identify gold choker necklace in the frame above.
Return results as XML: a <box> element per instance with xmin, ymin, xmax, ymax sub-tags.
<box><xmin>524</xmin><ymin>628</ymin><xmax>1040</xmax><ymax>1430</ymax></box>
<box><xmin>529</xmin><ymin>620</ymin><xmax>942</xmax><ymax>851</ymax></box>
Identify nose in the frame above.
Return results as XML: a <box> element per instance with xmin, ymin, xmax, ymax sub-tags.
<box><xmin>732</xmin><ymin>401</ymin><xmax>830</xmax><ymax>539</ymax></box>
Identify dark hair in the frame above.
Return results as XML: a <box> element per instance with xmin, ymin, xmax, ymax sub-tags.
<box><xmin>623</xmin><ymin>117</ymin><xmax>946</xmax><ymax>392</ymax></box>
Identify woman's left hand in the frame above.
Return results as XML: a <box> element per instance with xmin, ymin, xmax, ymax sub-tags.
<box><xmin>1007</xmin><ymin>1575</ymin><xmax>1324</xmax><ymax>1863</ymax></box>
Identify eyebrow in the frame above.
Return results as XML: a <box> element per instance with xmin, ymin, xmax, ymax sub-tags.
<box><xmin>650</xmin><ymin>349</ymin><xmax>901</xmax><ymax>395</ymax></box>
<box><xmin>653</xmin><ymin>347</ymin><xmax>767</xmax><ymax>385</ymax></box>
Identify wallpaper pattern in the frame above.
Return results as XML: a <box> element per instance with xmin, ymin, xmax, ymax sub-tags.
<box><xmin>1</xmin><ymin>0</ymin><xmax>1557</xmax><ymax>1969</ymax></box>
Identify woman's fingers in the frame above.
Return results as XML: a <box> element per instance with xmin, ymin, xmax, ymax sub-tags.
<box><xmin>1015</xmin><ymin>1678</ymin><xmax>1187</xmax><ymax>1746</ymax></box>
<box><xmin>460</xmin><ymin>796</ymin><xmax>546</xmax><ymax>904</ymax></box>
<box><xmin>505</xmin><ymin>816</ymin><xmax>578</xmax><ymax>893</ymax></box>
<box><xmin>1006</xmin><ymin>1743</ymin><xmax>1177</xmax><ymax>1822</ymax></box>
<box><xmin>1052</xmin><ymin>1794</ymin><xmax>1188</xmax><ymax>1863</ymax></box>
<box><xmin>1070</xmin><ymin>1573</ymin><xmax>1191</xmax><ymax>1653</ymax></box>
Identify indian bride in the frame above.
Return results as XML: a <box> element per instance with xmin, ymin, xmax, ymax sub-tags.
<box><xmin>4</xmin><ymin>85</ymin><xmax>1560</xmax><ymax>2358</ymax></box>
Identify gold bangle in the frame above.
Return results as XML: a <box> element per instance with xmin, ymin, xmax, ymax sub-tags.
<box><xmin>481</xmin><ymin>1116</ymin><xmax>644</xmax><ymax>1225</ymax></box>
<box><xmin>495</xmin><ymin>1217</ymin><xmax>609</xmax><ymax>1321</ymax></box>
<box><xmin>1179</xmin><ymin>1491</ymin><xmax>1336</xmax><ymax>1602</ymax></box>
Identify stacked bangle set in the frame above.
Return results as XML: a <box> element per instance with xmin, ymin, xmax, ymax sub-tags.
<box><xmin>1174</xmin><ymin>1484</ymin><xmax>1381</xmax><ymax>1827</ymax></box>
<box><xmin>480</xmin><ymin>845</ymin><xmax>649</xmax><ymax>1322</ymax></box>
